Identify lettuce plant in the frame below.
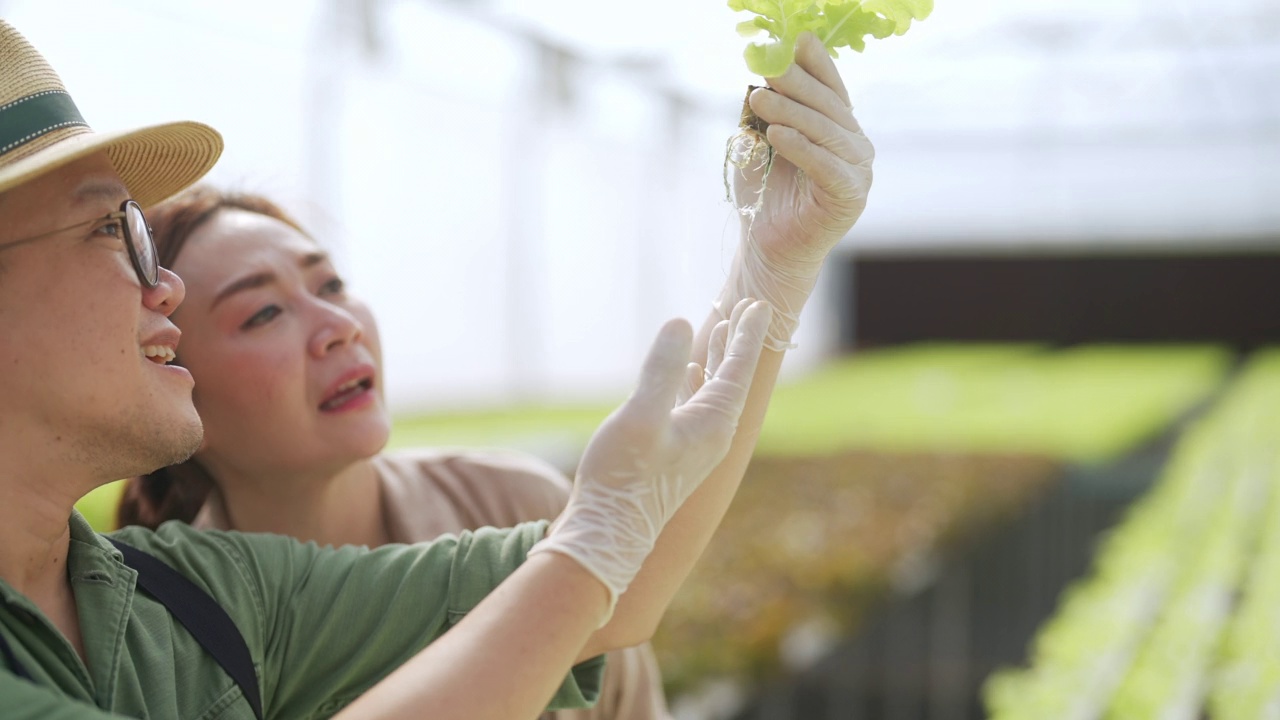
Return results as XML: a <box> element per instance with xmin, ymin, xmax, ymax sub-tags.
<box><xmin>723</xmin><ymin>1</ymin><xmax>934</xmax><ymax>217</ymax></box>
<box><xmin>731</xmin><ymin>0</ymin><xmax>934</xmax><ymax>77</ymax></box>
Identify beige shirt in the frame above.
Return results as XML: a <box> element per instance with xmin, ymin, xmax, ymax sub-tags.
<box><xmin>196</xmin><ymin>448</ymin><xmax>670</xmax><ymax>720</ymax></box>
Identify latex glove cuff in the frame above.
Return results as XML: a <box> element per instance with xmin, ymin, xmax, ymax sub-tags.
<box><xmin>528</xmin><ymin>483</ymin><xmax>660</xmax><ymax>625</ymax></box>
<box><xmin>714</xmin><ymin>230</ymin><xmax>819</xmax><ymax>352</ymax></box>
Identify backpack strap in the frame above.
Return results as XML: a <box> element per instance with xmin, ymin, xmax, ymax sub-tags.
<box><xmin>107</xmin><ymin>538</ymin><xmax>265</xmax><ymax>720</ymax></box>
<box><xmin>0</xmin><ymin>631</ymin><xmax>34</xmax><ymax>681</ymax></box>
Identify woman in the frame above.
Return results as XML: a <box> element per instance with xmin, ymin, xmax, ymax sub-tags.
<box><xmin>118</xmin><ymin>31</ymin><xmax>872</xmax><ymax>719</ymax></box>
<box><xmin>118</xmin><ymin>186</ymin><xmax>672</xmax><ymax>719</ymax></box>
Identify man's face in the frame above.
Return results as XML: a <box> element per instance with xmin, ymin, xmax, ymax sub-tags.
<box><xmin>0</xmin><ymin>153</ymin><xmax>203</xmax><ymax>483</ymax></box>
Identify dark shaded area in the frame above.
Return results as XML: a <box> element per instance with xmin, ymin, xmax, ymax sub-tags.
<box><xmin>656</xmin><ymin>451</ymin><xmax>1058</xmax><ymax>700</ymax></box>
<box><xmin>729</xmin><ymin>430</ymin><xmax>1176</xmax><ymax>720</ymax></box>
<box><xmin>842</xmin><ymin>252</ymin><xmax>1280</xmax><ymax>350</ymax></box>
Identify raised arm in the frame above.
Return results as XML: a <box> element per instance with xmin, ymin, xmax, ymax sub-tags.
<box><xmin>587</xmin><ymin>31</ymin><xmax>875</xmax><ymax>651</ymax></box>
<box><xmin>338</xmin><ymin>31</ymin><xmax>869</xmax><ymax>717</ymax></box>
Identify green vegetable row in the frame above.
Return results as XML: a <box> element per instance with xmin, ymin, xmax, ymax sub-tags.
<box><xmin>386</xmin><ymin>344</ymin><xmax>1232</xmax><ymax>464</ymax></box>
<box><xmin>985</xmin><ymin>351</ymin><xmax>1280</xmax><ymax>718</ymax></box>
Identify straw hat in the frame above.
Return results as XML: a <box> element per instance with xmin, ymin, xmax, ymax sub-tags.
<box><xmin>0</xmin><ymin>19</ymin><xmax>222</xmax><ymax>207</ymax></box>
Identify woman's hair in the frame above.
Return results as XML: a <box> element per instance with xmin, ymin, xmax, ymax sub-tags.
<box><xmin>115</xmin><ymin>186</ymin><xmax>311</xmax><ymax>530</ymax></box>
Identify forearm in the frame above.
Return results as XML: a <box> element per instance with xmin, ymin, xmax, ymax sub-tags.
<box><xmin>337</xmin><ymin>552</ymin><xmax>609</xmax><ymax>720</ymax></box>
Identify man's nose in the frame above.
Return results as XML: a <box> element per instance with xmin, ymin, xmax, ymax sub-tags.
<box><xmin>144</xmin><ymin>265</ymin><xmax>186</xmax><ymax>316</ymax></box>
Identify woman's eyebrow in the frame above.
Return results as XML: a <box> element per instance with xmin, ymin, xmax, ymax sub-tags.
<box><xmin>210</xmin><ymin>272</ymin><xmax>275</xmax><ymax>310</ymax></box>
<box><xmin>209</xmin><ymin>253</ymin><xmax>332</xmax><ymax>310</ymax></box>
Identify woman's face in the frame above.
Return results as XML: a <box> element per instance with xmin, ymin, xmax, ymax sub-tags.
<box><xmin>171</xmin><ymin>208</ymin><xmax>390</xmax><ymax>480</ymax></box>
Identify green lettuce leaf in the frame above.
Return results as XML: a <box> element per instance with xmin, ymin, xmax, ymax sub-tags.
<box><xmin>731</xmin><ymin>0</ymin><xmax>934</xmax><ymax>77</ymax></box>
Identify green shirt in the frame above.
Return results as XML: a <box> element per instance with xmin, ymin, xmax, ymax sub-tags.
<box><xmin>0</xmin><ymin>512</ymin><xmax>603</xmax><ymax>719</ymax></box>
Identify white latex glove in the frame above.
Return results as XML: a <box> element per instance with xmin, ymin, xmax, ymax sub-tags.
<box><xmin>719</xmin><ymin>32</ymin><xmax>875</xmax><ymax>351</ymax></box>
<box><xmin>529</xmin><ymin>299</ymin><xmax>772</xmax><ymax>620</ymax></box>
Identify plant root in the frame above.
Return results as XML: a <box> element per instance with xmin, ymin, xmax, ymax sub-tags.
<box><xmin>723</xmin><ymin>85</ymin><xmax>776</xmax><ymax>219</ymax></box>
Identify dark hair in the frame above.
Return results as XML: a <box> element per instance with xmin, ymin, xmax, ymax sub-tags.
<box><xmin>115</xmin><ymin>186</ymin><xmax>311</xmax><ymax>530</ymax></box>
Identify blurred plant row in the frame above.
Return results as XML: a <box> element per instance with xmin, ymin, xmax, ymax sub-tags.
<box><xmin>388</xmin><ymin>343</ymin><xmax>1233</xmax><ymax>464</ymax></box>
<box><xmin>647</xmin><ymin>344</ymin><xmax>1233</xmax><ymax>696</ymax></box>
<box><xmin>985</xmin><ymin>350</ymin><xmax>1280</xmax><ymax>719</ymax></box>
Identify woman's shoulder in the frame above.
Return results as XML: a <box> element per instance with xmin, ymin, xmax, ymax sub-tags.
<box><xmin>376</xmin><ymin>447</ymin><xmax>571</xmax><ymax>490</ymax></box>
<box><xmin>374</xmin><ymin>448</ymin><xmax>572</xmax><ymax>540</ymax></box>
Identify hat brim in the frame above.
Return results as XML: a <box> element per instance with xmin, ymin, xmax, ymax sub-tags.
<box><xmin>0</xmin><ymin>120</ymin><xmax>222</xmax><ymax>208</ymax></box>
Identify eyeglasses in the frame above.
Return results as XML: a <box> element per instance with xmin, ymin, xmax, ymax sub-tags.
<box><xmin>0</xmin><ymin>200</ymin><xmax>159</xmax><ymax>288</ymax></box>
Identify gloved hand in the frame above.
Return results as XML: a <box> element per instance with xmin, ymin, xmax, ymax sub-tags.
<box><xmin>529</xmin><ymin>299</ymin><xmax>772</xmax><ymax>620</ymax></box>
<box><xmin>720</xmin><ymin>32</ymin><xmax>875</xmax><ymax>351</ymax></box>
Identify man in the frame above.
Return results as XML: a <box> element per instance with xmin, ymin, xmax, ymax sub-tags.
<box><xmin>0</xmin><ymin>11</ymin><xmax>870</xmax><ymax>719</ymax></box>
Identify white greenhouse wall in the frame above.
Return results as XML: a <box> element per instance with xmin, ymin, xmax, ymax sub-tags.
<box><xmin>6</xmin><ymin>0</ymin><xmax>1278</xmax><ymax>411</ymax></box>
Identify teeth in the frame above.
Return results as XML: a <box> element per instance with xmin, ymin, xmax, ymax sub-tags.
<box><xmin>321</xmin><ymin>377</ymin><xmax>370</xmax><ymax>410</ymax></box>
<box><xmin>142</xmin><ymin>345</ymin><xmax>176</xmax><ymax>364</ymax></box>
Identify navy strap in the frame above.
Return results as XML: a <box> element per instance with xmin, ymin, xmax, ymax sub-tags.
<box><xmin>2</xmin><ymin>541</ymin><xmax>264</xmax><ymax>719</ymax></box>
<box><xmin>106</xmin><ymin>538</ymin><xmax>265</xmax><ymax>720</ymax></box>
<box><xmin>0</xmin><ymin>630</ymin><xmax>34</xmax><ymax>681</ymax></box>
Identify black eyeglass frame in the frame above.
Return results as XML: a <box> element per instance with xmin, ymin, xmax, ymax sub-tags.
<box><xmin>0</xmin><ymin>200</ymin><xmax>159</xmax><ymax>288</ymax></box>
